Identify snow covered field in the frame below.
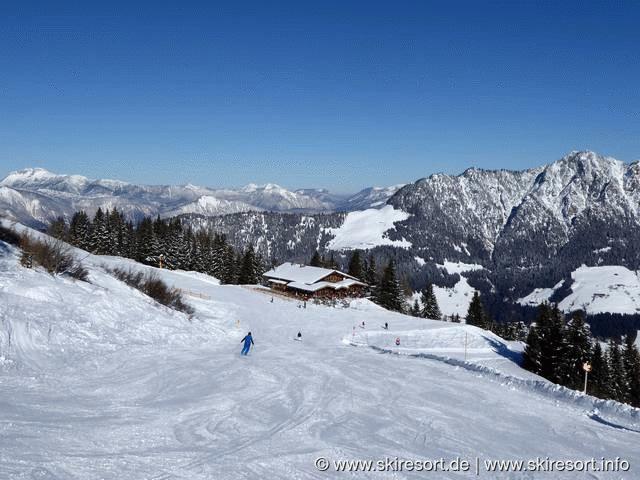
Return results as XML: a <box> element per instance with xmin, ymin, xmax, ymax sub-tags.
<box><xmin>1</xmin><ymin>237</ymin><xmax>639</xmax><ymax>479</ymax></box>
<box><xmin>519</xmin><ymin>265</ymin><xmax>640</xmax><ymax>315</ymax></box>
<box><xmin>326</xmin><ymin>205</ymin><xmax>411</xmax><ymax>250</ymax></box>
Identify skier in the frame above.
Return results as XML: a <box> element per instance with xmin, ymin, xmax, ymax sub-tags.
<box><xmin>297</xmin><ymin>331</ymin><xmax>302</xmax><ymax>340</ymax></box>
<box><xmin>383</xmin><ymin>322</ymin><xmax>388</xmax><ymax>330</ymax></box>
<box><xmin>241</xmin><ymin>332</ymin><xmax>254</xmax><ymax>355</ymax></box>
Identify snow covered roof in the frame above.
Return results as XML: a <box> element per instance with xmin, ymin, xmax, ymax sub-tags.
<box><xmin>263</xmin><ymin>262</ymin><xmax>361</xmax><ymax>285</ymax></box>
<box><xmin>288</xmin><ymin>278</ymin><xmax>366</xmax><ymax>293</ymax></box>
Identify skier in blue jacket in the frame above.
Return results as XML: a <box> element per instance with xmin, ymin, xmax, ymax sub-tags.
<box><xmin>241</xmin><ymin>332</ymin><xmax>254</xmax><ymax>355</ymax></box>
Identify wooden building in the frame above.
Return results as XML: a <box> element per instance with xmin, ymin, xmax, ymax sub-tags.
<box><xmin>263</xmin><ymin>262</ymin><xmax>368</xmax><ymax>300</ymax></box>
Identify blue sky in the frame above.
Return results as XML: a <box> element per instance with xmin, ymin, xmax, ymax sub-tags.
<box><xmin>1</xmin><ymin>1</ymin><xmax>639</xmax><ymax>193</ymax></box>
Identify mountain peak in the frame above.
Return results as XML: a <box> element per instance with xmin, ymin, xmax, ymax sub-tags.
<box><xmin>1</xmin><ymin>168</ymin><xmax>58</xmax><ymax>185</ymax></box>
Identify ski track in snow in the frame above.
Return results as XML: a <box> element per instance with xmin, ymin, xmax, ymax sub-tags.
<box><xmin>0</xmin><ymin>239</ymin><xmax>639</xmax><ymax>479</ymax></box>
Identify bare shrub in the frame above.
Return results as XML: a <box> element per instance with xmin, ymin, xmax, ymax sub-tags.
<box><xmin>0</xmin><ymin>225</ymin><xmax>21</xmax><ymax>246</ymax></box>
<box><xmin>111</xmin><ymin>268</ymin><xmax>194</xmax><ymax>315</ymax></box>
<box><xmin>19</xmin><ymin>233</ymin><xmax>88</xmax><ymax>281</ymax></box>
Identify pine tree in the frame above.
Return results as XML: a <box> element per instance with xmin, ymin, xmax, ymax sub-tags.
<box><xmin>347</xmin><ymin>250</ymin><xmax>363</xmax><ymax>280</ymax></box>
<box><xmin>48</xmin><ymin>216</ymin><xmax>68</xmax><ymax>241</ymax></box>
<box><xmin>238</xmin><ymin>245</ymin><xmax>261</xmax><ymax>284</ymax></box>
<box><xmin>69</xmin><ymin>211</ymin><xmax>91</xmax><ymax>251</ymax></box>
<box><xmin>622</xmin><ymin>335</ymin><xmax>640</xmax><ymax>407</ymax></box>
<box><xmin>107</xmin><ymin>208</ymin><xmax>125</xmax><ymax>256</ymax></box>
<box><xmin>465</xmin><ymin>291</ymin><xmax>485</xmax><ymax>328</ymax></box>
<box><xmin>364</xmin><ymin>256</ymin><xmax>377</xmax><ymax>286</ymax></box>
<box><xmin>135</xmin><ymin>217</ymin><xmax>156</xmax><ymax>265</ymax></box>
<box><xmin>420</xmin><ymin>284</ymin><xmax>441</xmax><ymax>320</ymax></box>
<box><xmin>221</xmin><ymin>244</ymin><xmax>238</xmax><ymax>284</ymax></box>
<box><xmin>410</xmin><ymin>299</ymin><xmax>421</xmax><ymax>317</ymax></box>
<box><xmin>522</xmin><ymin>303</ymin><xmax>565</xmax><ymax>384</ymax></box>
<box><xmin>561</xmin><ymin>310</ymin><xmax>592</xmax><ymax>390</ymax></box>
<box><xmin>607</xmin><ymin>338</ymin><xmax>626</xmax><ymax>403</ymax></box>
<box><xmin>327</xmin><ymin>252</ymin><xmax>338</xmax><ymax>269</ymax></box>
<box><xmin>540</xmin><ymin>305</ymin><xmax>566</xmax><ymax>384</ymax></box>
<box><xmin>523</xmin><ymin>307</ymin><xmax>545</xmax><ymax>375</ymax></box>
<box><xmin>588</xmin><ymin>342</ymin><xmax>610</xmax><ymax>399</ymax></box>
<box><xmin>309</xmin><ymin>250</ymin><xmax>322</xmax><ymax>267</ymax></box>
<box><xmin>374</xmin><ymin>260</ymin><xmax>404</xmax><ymax>313</ymax></box>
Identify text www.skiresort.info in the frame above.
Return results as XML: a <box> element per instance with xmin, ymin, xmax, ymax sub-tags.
<box><xmin>314</xmin><ymin>456</ymin><xmax>631</xmax><ymax>474</ymax></box>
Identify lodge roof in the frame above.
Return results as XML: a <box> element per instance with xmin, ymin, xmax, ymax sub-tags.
<box><xmin>263</xmin><ymin>262</ymin><xmax>363</xmax><ymax>286</ymax></box>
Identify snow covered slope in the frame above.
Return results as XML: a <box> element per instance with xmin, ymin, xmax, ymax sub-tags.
<box><xmin>1</xmin><ymin>227</ymin><xmax>639</xmax><ymax>479</ymax></box>
<box><xmin>519</xmin><ymin>265</ymin><xmax>640</xmax><ymax>315</ymax></box>
<box><xmin>326</xmin><ymin>205</ymin><xmax>411</xmax><ymax>250</ymax></box>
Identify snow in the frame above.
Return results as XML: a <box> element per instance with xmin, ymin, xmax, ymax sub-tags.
<box><xmin>519</xmin><ymin>265</ymin><xmax>640</xmax><ymax>315</ymax></box>
<box><xmin>1</xmin><ymin>227</ymin><xmax>639</xmax><ymax>478</ymax></box>
<box><xmin>264</xmin><ymin>262</ymin><xmax>356</xmax><ymax>285</ymax></box>
<box><xmin>326</xmin><ymin>205</ymin><xmax>412</xmax><ymax>250</ymax></box>
<box><xmin>438</xmin><ymin>260</ymin><xmax>484</xmax><ymax>275</ymax></box>
<box><xmin>411</xmin><ymin>275</ymin><xmax>478</xmax><ymax>318</ymax></box>
<box><xmin>434</xmin><ymin>277</ymin><xmax>477</xmax><ymax>318</ymax></box>
<box><xmin>518</xmin><ymin>283</ymin><xmax>561</xmax><ymax>307</ymax></box>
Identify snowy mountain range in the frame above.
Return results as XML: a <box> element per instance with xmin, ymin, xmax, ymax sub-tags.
<box><xmin>4</xmin><ymin>151</ymin><xmax>640</xmax><ymax>313</ymax></box>
<box><xmin>389</xmin><ymin>150</ymin><xmax>640</xmax><ymax>267</ymax></box>
<box><xmin>0</xmin><ymin>168</ymin><xmax>403</xmax><ymax>229</ymax></box>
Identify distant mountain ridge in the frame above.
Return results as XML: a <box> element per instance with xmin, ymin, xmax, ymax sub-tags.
<box><xmin>388</xmin><ymin>151</ymin><xmax>640</xmax><ymax>263</ymax></box>
<box><xmin>0</xmin><ymin>168</ymin><xmax>402</xmax><ymax>228</ymax></box>
<box><xmin>4</xmin><ymin>151</ymin><xmax>640</xmax><ymax>308</ymax></box>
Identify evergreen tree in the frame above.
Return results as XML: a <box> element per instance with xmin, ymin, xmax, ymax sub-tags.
<box><xmin>327</xmin><ymin>252</ymin><xmax>338</xmax><ymax>269</ymax></box>
<box><xmin>210</xmin><ymin>233</ymin><xmax>229</xmax><ymax>280</ymax></box>
<box><xmin>410</xmin><ymin>299</ymin><xmax>421</xmax><ymax>317</ymax></box>
<box><xmin>522</xmin><ymin>303</ymin><xmax>565</xmax><ymax>384</ymax></box>
<box><xmin>135</xmin><ymin>217</ymin><xmax>156</xmax><ymax>265</ymax></box>
<box><xmin>69</xmin><ymin>211</ymin><xmax>91</xmax><ymax>251</ymax></box>
<box><xmin>561</xmin><ymin>310</ymin><xmax>592</xmax><ymax>390</ymax></box>
<box><xmin>523</xmin><ymin>307</ymin><xmax>545</xmax><ymax>375</ymax></box>
<box><xmin>622</xmin><ymin>335</ymin><xmax>640</xmax><ymax>407</ymax></box>
<box><xmin>465</xmin><ymin>291</ymin><xmax>486</xmax><ymax>328</ymax></box>
<box><xmin>607</xmin><ymin>338</ymin><xmax>626</xmax><ymax>403</ymax></box>
<box><xmin>48</xmin><ymin>216</ymin><xmax>68</xmax><ymax>241</ymax></box>
<box><xmin>221</xmin><ymin>244</ymin><xmax>238</xmax><ymax>284</ymax></box>
<box><xmin>309</xmin><ymin>250</ymin><xmax>322</xmax><ymax>267</ymax></box>
<box><xmin>238</xmin><ymin>245</ymin><xmax>261</xmax><ymax>284</ymax></box>
<box><xmin>588</xmin><ymin>342</ymin><xmax>610</xmax><ymax>399</ymax></box>
<box><xmin>347</xmin><ymin>250</ymin><xmax>363</xmax><ymax>280</ymax></box>
<box><xmin>374</xmin><ymin>260</ymin><xmax>404</xmax><ymax>312</ymax></box>
<box><xmin>420</xmin><ymin>284</ymin><xmax>441</xmax><ymax>320</ymax></box>
<box><xmin>363</xmin><ymin>256</ymin><xmax>377</xmax><ymax>286</ymax></box>
<box><xmin>539</xmin><ymin>305</ymin><xmax>566</xmax><ymax>384</ymax></box>
<box><xmin>107</xmin><ymin>209</ymin><xmax>125</xmax><ymax>256</ymax></box>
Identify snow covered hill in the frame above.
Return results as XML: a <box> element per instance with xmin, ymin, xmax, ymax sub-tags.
<box><xmin>519</xmin><ymin>265</ymin><xmax>640</xmax><ymax>315</ymax></box>
<box><xmin>1</xmin><ymin>225</ymin><xmax>639</xmax><ymax>479</ymax></box>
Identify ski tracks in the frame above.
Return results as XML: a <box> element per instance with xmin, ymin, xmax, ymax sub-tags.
<box><xmin>148</xmin><ymin>361</ymin><xmax>337</xmax><ymax>480</ymax></box>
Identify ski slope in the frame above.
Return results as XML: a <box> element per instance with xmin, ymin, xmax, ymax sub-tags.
<box><xmin>0</xmin><ymin>234</ymin><xmax>639</xmax><ymax>479</ymax></box>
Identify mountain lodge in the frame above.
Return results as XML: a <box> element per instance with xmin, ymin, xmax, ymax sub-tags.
<box><xmin>262</xmin><ymin>262</ymin><xmax>368</xmax><ymax>300</ymax></box>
